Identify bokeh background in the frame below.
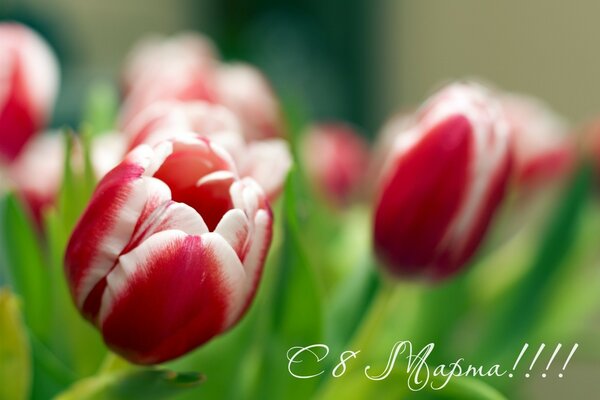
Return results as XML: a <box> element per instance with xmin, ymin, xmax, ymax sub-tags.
<box><xmin>2</xmin><ymin>1</ymin><xmax>600</xmax><ymax>398</ymax></box>
<box><xmin>4</xmin><ymin>0</ymin><xmax>600</xmax><ymax>134</ymax></box>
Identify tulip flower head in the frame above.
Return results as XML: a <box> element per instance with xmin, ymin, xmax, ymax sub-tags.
<box><xmin>0</xmin><ymin>23</ymin><xmax>59</xmax><ymax>162</ymax></box>
<box><xmin>119</xmin><ymin>33</ymin><xmax>219</xmax><ymax>127</ymax></box>
<box><xmin>301</xmin><ymin>123</ymin><xmax>370</xmax><ymax>206</ymax></box>
<box><xmin>8</xmin><ymin>132</ymin><xmax>125</xmax><ymax>224</ymax></box>
<box><xmin>373</xmin><ymin>83</ymin><xmax>512</xmax><ymax>280</ymax></box>
<box><xmin>65</xmin><ymin>134</ymin><xmax>272</xmax><ymax>364</ymax></box>
<box><xmin>120</xmin><ymin>33</ymin><xmax>284</xmax><ymax>141</ymax></box>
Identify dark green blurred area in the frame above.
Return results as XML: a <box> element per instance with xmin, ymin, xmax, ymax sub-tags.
<box><xmin>0</xmin><ymin>0</ymin><xmax>375</xmax><ymax>135</ymax></box>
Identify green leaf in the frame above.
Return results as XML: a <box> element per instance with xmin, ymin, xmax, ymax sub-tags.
<box><xmin>241</xmin><ymin>168</ymin><xmax>324</xmax><ymax>400</ymax></box>
<box><xmin>44</xmin><ymin>146</ymin><xmax>106</xmax><ymax>377</ymax></box>
<box><xmin>1</xmin><ymin>194</ymin><xmax>52</xmax><ymax>341</ymax></box>
<box><xmin>57</xmin><ymin>131</ymin><xmax>92</xmax><ymax>231</ymax></box>
<box><xmin>0</xmin><ymin>289</ymin><xmax>31</xmax><ymax>400</ymax></box>
<box><xmin>326</xmin><ymin>256</ymin><xmax>380</xmax><ymax>354</ymax></box>
<box><xmin>54</xmin><ymin>369</ymin><xmax>205</xmax><ymax>400</ymax></box>
<box><xmin>271</xmin><ymin>168</ymin><xmax>324</xmax><ymax>344</ymax></box>
<box><xmin>476</xmin><ymin>163</ymin><xmax>593</xmax><ymax>363</ymax></box>
<box><xmin>81</xmin><ymin>81</ymin><xmax>118</xmax><ymax>136</ymax></box>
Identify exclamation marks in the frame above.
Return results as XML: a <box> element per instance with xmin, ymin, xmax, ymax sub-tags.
<box><xmin>559</xmin><ymin>343</ymin><xmax>579</xmax><ymax>378</ymax></box>
<box><xmin>543</xmin><ymin>344</ymin><xmax>561</xmax><ymax>378</ymax></box>
<box><xmin>509</xmin><ymin>343</ymin><xmax>529</xmax><ymax>378</ymax></box>
<box><xmin>510</xmin><ymin>343</ymin><xmax>579</xmax><ymax>379</ymax></box>
<box><xmin>526</xmin><ymin>343</ymin><xmax>545</xmax><ymax>378</ymax></box>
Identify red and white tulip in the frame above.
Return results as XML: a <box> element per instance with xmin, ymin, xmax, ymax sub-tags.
<box><xmin>8</xmin><ymin>132</ymin><xmax>125</xmax><ymax>223</ymax></box>
<box><xmin>119</xmin><ymin>33</ymin><xmax>218</xmax><ymax>127</ymax></box>
<box><xmin>120</xmin><ymin>33</ymin><xmax>283</xmax><ymax>141</ymax></box>
<box><xmin>301</xmin><ymin>123</ymin><xmax>370</xmax><ymax>206</ymax></box>
<box><xmin>0</xmin><ymin>22</ymin><xmax>59</xmax><ymax>163</ymax></box>
<box><xmin>373</xmin><ymin>83</ymin><xmax>512</xmax><ymax>280</ymax></box>
<box><xmin>65</xmin><ymin>134</ymin><xmax>272</xmax><ymax>364</ymax></box>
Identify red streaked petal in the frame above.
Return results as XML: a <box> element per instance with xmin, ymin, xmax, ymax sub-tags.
<box><xmin>374</xmin><ymin>114</ymin><xmax>472</xmax><ymax>277</ymax></box>
<box><xmin>99</xmin><ymin>230</ymin><xmax>246</xmax><ymax>364</ymax></box>
<box><xmin>65</xmin><ymin>159</ymin><xmax>149</xmax><ymax>312</ymax></box>
<box><xmin>230</xmin><ymin>209</ymin><xmax>272</xmax><ymax>328</ymax></box>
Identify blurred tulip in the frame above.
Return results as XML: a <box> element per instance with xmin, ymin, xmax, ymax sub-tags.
<box><xmin>65</xmin><ymin>134</ymin><xmax>273</xmax><ymax>364</ymax></box>
<box><xmin>301</xmin><ymin>123</ymin><xmax>370</xmax><ymax>206</ymax></box>
<box><xmin>501</xmin><ymin>93</ymin><xmax>574</xmax><ymax>190</ymax></box>
<box><xmin>119</xmin><ymin>33</ymin><xmax>219</xmax><ymax>127</ymax></box>
<box><xmin>120</xmin><ymin>33</ymin><xmax>283</xmax><ymax>141</ymax></box>
<box><xmin>8</xmin><ymin>132</ymin><xmax>125</xmax><ymax>223</ymax></box>
<box><xmin>373</xmin><ymin>83</ymin><xmax>512</xmax><ymax>280</ymax></box>
<box><xmin>216</xmin><ymin>63</ymin><xmax>284</xmax><ymax>140</ymax></box>
<box><xmin>121</xmin><ymin>32</ymin><xmax>217</xmax><ymax>95</ymax></box>
<box><xmin>124</xmin><ymin>101</ymin><xmax>291</xmax><ymax>201</ymax></box>
<box><xmin>0</xmin><ymin>23</ymin><xmax>59</xmax><ymax>163</ymax></box>
<box><xmin>123</xmin><ymin>101</ymin><xmax>244</xmax><ymax>157</ymax></box>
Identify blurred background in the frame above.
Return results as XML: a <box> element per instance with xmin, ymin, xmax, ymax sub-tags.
<box><xmin>2</xmin><ymin>1</ymin><xmax>600</xmax><ymax>398</ymax></box>
<box><xmin>3</xmin><ymin>0</ymin><xmax>600</xmax><ymax>136</ymax></box>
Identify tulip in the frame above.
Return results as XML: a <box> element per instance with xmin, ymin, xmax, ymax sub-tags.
<box><xmin>119</xmin><ymin>33</ymin><xmax>219</xmax><ymax>128</ymax></box>
<box><xmin>215</xmin><ymin>63</ymin><xmax>284</xmax><ymax>140</ymax></box>
<box><xmin>373</xmin><ymin>83</ymin><xmax>512</xmax><ymax>280</ymax></box>
<box><xmin>501</xmin><ymin>93</ymin><xmax>574</xmax><ymax>190</ymax></box>
<box><xmin>0</xmin><ymin>23</ymin><xmax>59</xmax><ymax>163</ymax></box>
<box><xmin>8</xmin><ymin>132</ymin><xmax>125</xmax><ymax>224</ymax></box>
<box><xmin>121</xmin><ymin>32</ymin><xmax>217</xmax><ymax>96</ymax></box>
<box><xmin>123</xmin><ymin>101</ymin><xmax>244</xmax><ymax>157</ymax></box>
<box><xmin>124</xmin><ymin>100</ymin><xmax>291</xmax><ymax>201</ymax></box>
<box><xmin>120</xmin><ymin>33</ymin><xmax>284</xmax><ymax>141</ymax></box>
<box><xmin>65</xmin><ymin>134</ymin><xmax>273</xmax><ymax>364</ymax></box>
<box><xmin>301</xmin><ymin>123</ymin><xmax>370</xmax><ymax>206</ymax></box>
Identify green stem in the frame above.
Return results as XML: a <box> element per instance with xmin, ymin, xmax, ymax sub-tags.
<box><xmin>315</xmin><ymin>281</ymin><xmax>399</xmax><ymax>398</ymax></box>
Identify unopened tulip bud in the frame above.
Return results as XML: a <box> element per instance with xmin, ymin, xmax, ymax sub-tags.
<box><xmin>301</xmin><ymin>123</ymin><xmax>370</xmax><ymax>206</ymax></box>
<box><xmin>65</xmin><ymin>134</ymin><xmax>273</xmax><ymax>364</ymax></box>
<box><xmin>0</xmin><ymin>23</ymin><xmax>59</xmax><ymax>162</ymax></box>
<box><xmin>373</xmin><ymin>83</ymin><xmax>512</xmax><ymax>280</ymax></box>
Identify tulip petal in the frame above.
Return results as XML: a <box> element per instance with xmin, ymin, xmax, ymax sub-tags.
<box><xmin>214</xmin><ymin>209</ymin><xmax>250</xmax><ymax>259</ymax></box>
<box><xmin>234</xmin><ymin>209</ymin><xmax>272</xmax><ymax>324</ymax></box>
<box><xmin>99</xmin><ymin>230</ymin><xmax>246</xmax><ymax>364</ymax></box>
<box><xmin>374</xmin><ymin>115</ymin><xmax>472</xmax><ymax>276</ymax></box>
<box><xmin>239</xmin><ymin>139</ymin><xmax>291</xmax><ymax>201</ymax></box>
<box><xmin>127</xmin><ymin>199</ymin><xmax>209</xmax><ymax>252</ymax></box>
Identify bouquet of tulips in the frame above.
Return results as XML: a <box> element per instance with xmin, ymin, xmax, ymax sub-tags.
<box><xmin>1</xmin><ymin>23</ymin><xmax>599</xmax><ymax>400</ymax></box>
